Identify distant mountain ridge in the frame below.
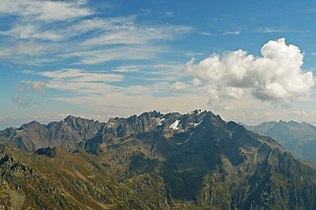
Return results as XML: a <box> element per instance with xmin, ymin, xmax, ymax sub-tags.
<box><xmin>0</xmin><ymin>110</ymin><xmax>208</xmax><ymax>153</ymax></box>
<box><xmin>244</xmin><ymin>120</ymin><xmax>316</xmax><ymax>163</ymax></box>
<box><xmin>1</xmin><ymin>110</ymin><xmax>316</xmax><ymax>209</ymax></box>
<box><xmin>0</xmin><ymin>115</ymin><xmax>103</xmax><ymax>151</ymax></box>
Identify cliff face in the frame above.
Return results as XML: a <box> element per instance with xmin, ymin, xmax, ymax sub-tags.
<box><xmin>1</xmin><ymin>110</ymin><xmax>316</xmax><ymax>209</ymax></box>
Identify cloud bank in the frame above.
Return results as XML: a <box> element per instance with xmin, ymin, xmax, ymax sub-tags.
<box><xmin>183</xmin><ymin>38</ymin><xmax>314</xmax><ymax>108</ymax></box>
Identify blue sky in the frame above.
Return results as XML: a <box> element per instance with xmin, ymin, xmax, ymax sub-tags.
<box><xmin>1</xmin><ymin>0</ymin><xmax>316</xmax><ymax>128</ymax></box>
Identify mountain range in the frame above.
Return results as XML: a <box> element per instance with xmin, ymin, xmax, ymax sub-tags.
<box><xmin>1</xmin><ymin>110</ymin><xmax>316</xmax><ymax>209</ymax></box>
<box><xmin>244</xmin><ymin>121</ymin><xmax>316</xmax><ymax>163</ymax></box>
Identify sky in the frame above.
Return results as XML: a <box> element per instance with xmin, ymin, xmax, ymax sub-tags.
<box><xmin>1</xmin><ymin>0</ymin><xmax>316</xmax><ymax>128</ymax></box>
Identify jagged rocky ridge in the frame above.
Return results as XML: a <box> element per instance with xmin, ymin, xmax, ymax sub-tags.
<box><xmin>1</xmin><ymin>110</ymin><xmax>316</xmax><ymax>209</ymax></box>
<box><xmin>0</xmin><ymin>110</ymin><xmax>206</xmax><ymax>153</ymax></box>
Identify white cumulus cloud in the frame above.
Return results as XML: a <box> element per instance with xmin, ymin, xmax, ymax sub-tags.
<box><xmin>182</xmin><ymin>38</ymin><xmax>314</xmax><ymax>108</ymax></box>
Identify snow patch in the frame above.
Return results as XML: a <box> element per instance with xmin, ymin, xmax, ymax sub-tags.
<box><xmin>184</xmin><ymin>139</ymin><xmax>190</xmax><ymax>144</ymax></box>
<box><xmin>16</xmin><ymin>128</ymin><xmax>24</xmax><ymax>133</ymax></box>
<box><xmin>176</xmin><ymin>139</ymin><xmax>191</xmax><ymax>145</ymax></box>
<box><xmin>107</xmin><ymin>122</ymin><xmax>116</xmax><ymax>128</ymax></box>
<box><xmin>194</xmin><ymin>121</ymin><xmax>202</xmax><ymax>127</ymax></box>
<box><xmin>188</xmin><ymin>109</ymin><xmax>206</xmax><ymax>115</ymax></box>
<box><xmin>169</xmin><ymin>120</ymin><xmax>180</xmax><ymax>130</ymax></box>
<box><xmin>198</xmin><ymin>109</ymin><xmax>207</xmax><ymax>115</ymax></box>
<box><xmin>156</xmin><ymin>117</ymin><xmax>165</xmax><ymax>126</ymax></box>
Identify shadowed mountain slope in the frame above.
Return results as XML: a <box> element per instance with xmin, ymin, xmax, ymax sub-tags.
<box><xmin>1</xmin><ymin>110</ymin><xmax>316</xmax><ymax>209</ymax></box>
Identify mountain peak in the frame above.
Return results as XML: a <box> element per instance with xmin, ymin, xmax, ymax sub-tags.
<box><xmin>64</xmin><ymin>115</ymin><xmax>81</xmax><ymax>122</ymax></box>
<box><xmin>18</xmin><ymin>120</ymin><xmax>44</xmax><ymax>131</ymax></box>
<box><xmin>23</xmin><ymin>120</ymin><xmax>41</xmax><ymax>126</ymax></box>
<box><xmin>187</xmin><ymin>109</ymin><xmax>208</xmax><ymax>115</ymax></box>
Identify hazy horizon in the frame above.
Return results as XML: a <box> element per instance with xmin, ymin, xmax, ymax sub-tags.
<box><xmin>1</xmin><ymin>109</ymin><xmax>316</xmax><ymax>130</ymax></box>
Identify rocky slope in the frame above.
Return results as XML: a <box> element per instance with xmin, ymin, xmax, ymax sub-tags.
<box><xmin>0</xmin><ymin>145</ymin><xmax>149</xmax><ymax>209</ymax></box>
<box><xmin>1</xmin><ymin>110</ymin><xmax>316</xmax><ymax>209</ymax></box>
<box><xmin>244</xmin><ymin>121</ymin><xmax>316</xmax><ymax>163</ymax></box>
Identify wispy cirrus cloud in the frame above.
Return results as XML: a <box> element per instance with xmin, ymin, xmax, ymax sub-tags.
<box><xmin>0</xmin><ymin>2</ymin><xmax>192</xmax><ymax>66</ymax></box>
<box><xmin>0</xmin><ymin>41</ymin><xmax>45</xmax><ymax>58</ymax></box>
<box><xmin>256</xmin><ymin>27</ymin><xmax>304</xmax><ymax>34</ymax></box>
<box><xmin>1</xmin><ymin>0</ymin><xmax>200</xmax><ymax>120</ymax></box>
<box><xmin>24</xmin><ymin>68</ymin><xmax>125</xmax><ymax>95</ymax></box>
<box><xmin>110</xmin><ymin>65</ymin><xmax>142</xmax><ymax>73</ymax></box>
<box><xmin>81</xmin><ymin>23</ymin><xmax>192</xmax><ymax>46</ymax></box>
<box><xmin>0</xmin><ymin>0</ymin><xmax>93</xmax><ymax>22</ymax></box>
<box><xmin>63</xmin><ymin>45</ymin><xmax>162</xmax><ymax>64</ymax></box>
<box><xmin>164</xmin><ymin>11</ymin><xmax>174</xmax><ymax>17</ymax></box>
<box><xmin>0</xmin><ymin>24</ymin><xmax>64</xmax><ymax>41</ymax></box>
<box><xmin>52</xmin><ymin>93</ymin><xmax>209</xmax><ymax>117</ymax></box>
<box><xmin>0</xmin><ymin>16</ymin><xmax>140</xmax><ymax>43</ymax></box>
<box><xmin>21</xmin><ymin>64</ymin><xmax>187</xmax><ymax>110</ymax></box>
<box><xmin>222</xmin><ymin>30</ymin><xmax>241</xmax><ymax>36</ymax></box>
<box><xmin>200</xmin><ymin>32</ymin><xmax>212</xmax><ymax>36</ymax></box>
<box><xmin>12</xmin><ymin>80</ymin><xmax>47</xmax><ymax>108</ymax></box>
<box><xmin>23</xmin><ymin>65</ymin><xmax>179</xmax><ymax>94</ymax></box>
<box><xmin>46</xmin><ymin>70</ymin><xmax>122</xmax><ymax>82</ymax></box>
<box><xmin>21</xmin><ymin>80</ymin><xmax>47</xmax><ymax>93</ymax></box>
